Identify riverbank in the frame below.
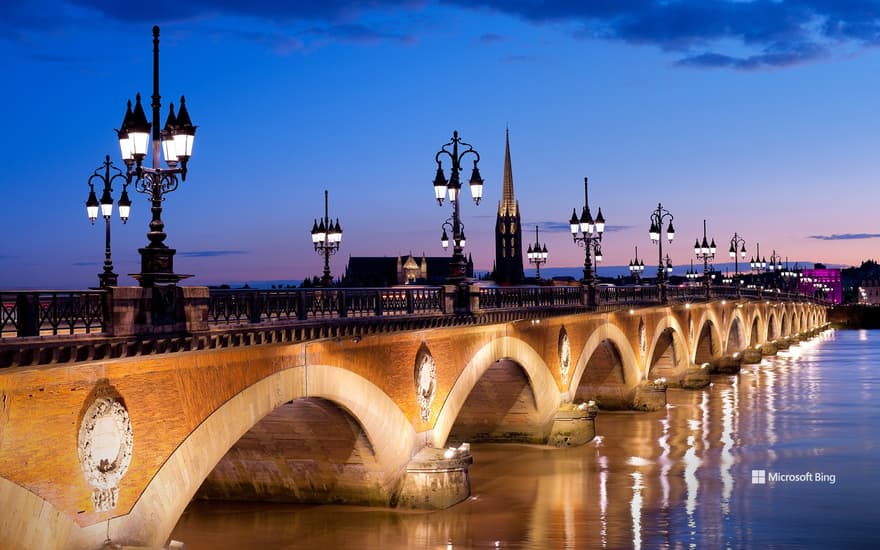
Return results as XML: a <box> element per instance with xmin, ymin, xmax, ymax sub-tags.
<box><xmin>827</xmin><ymin>304</ymin><xmax>880</xmax><ymax>329</ymax></box>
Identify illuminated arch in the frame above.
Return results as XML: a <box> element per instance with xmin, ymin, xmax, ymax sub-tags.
<box><xmin>644</xmin><ymin>314</ymin><xmax>688</xmax><ymax>380</ymax></box>
<box><xmin>432</xmin><ymin>336</ymin><xmax>559</xmax><ymax>448</ymax></box>
<box><xmin>118</xmin><ymin>366</ymin><xmax>413</xmax><ymax>548</ymax></box>
<box><xmin>692</xmin><ymin>308</ymin><xmax>723</xmax><ymax>364</ymax></box>
<box><xmin>570</xmin><ymin>322</ymin><xmax>640</xmax><ymax>388</ymax></box>
<box><xmin>725</xmin><ymin>313</ymin><xmax>747</xmax><ymax>354</ymax></box>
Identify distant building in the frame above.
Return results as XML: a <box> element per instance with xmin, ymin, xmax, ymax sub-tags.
<box><xmin>800</xmin><ymin>266</ymin><xmax>842</xmax><ymax>304</ymax></box>
<box><xmin>342</xmin><ymin>254</ymin><xmax>473</xmax><ymax>286</ymax></box>
<box><xmin>859</xmin><ymin>279</ymin><xmax>880</xmax><ymax>305</ymax></box>
<box><xmin>493</xmin><ymin>129</ymin><xmax>524</xmax><ymax>284</ymax></box>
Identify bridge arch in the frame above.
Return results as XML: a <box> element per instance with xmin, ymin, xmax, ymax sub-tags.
<box><xmin>767</xmin><ymin>312</ymin><xmax>778</xmax><ymax>341</ymax></box>
<box><xmin>748</xmin><ymin>312</ymin><xmax>762</xmax><ymax>347</ymax></box>
<box><xmin>780</xmin><ymin>311</ymin><xmax>789</xmax><ymax>338</ymax></box>
<box><xmin>645</xmin><ymin>315</ymin><xmax>688</xmax><ymax>382</ymax></box>
<box><xmin>693</xmin><ymin>310</ymin><xmax>723</xmax><ymax>364</ymax></box>
<box><xmin>725</xmin><ymin>312</ymin><xmax>747</xmax><ymax>355</ymax></box>
<box><xmin>569</xmin><ymin>323</ymin><xmax>640</xmax><ymax>409</ymax></box>
<box><xmin>432</xmin><ymin>336</ymin><xmax>559</xmax><ymax>448</ymax></box>
<box><xmin>111</xmin><ymin>365</ymin><xmax>415</xmax><ymax>548</ymax></box>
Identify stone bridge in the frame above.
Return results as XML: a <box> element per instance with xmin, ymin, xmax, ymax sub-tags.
<box><xmin>0</xmin><ymin>286</ymin><xmax>826</xmax><ymax>549</ymax></box>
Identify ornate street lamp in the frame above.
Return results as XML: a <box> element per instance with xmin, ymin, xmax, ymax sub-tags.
<box><xmin>728</xmin><ymin>232</ymin><xmax>747</xmax><ymax>285</ymax></box>
<box><xmin>569</xmin><ymin>177</ymin><xmax>605</xmax><ymax>307</ymax></box>
<box><xmin>85</xmin><ymin>155</ymin><xmax>132</xmax><ymax>288</ymax></box>
<box><xmin>686</xmin><ymin>259</ymin><xmax>700</xmax><ymax>284</ymax></box>
<box><xmin>781</xmin><ymin>258</ymin><xmax>801</xmax><ymax>292</ymax></box>
<box><xmin>749</xmin><ymin>243</ymin><xmax>767</xmax><ymax>274</ymax></box>
<box><xmin>432</xmin><ymin>131</ymin><xmax>483</xmax><ymax>279</ymax></box>
<box><xmin>649</xmin><ymin>203</ymin><xmax>675</xmax><ymax>303</ymax></box>
<box><xmin>694</xmin><ymin>219</ymin><xmax>716</xmax><ymax>298</ymax></box>
<box><xmin>310</xmin><ymin>190</ymin><xmax>343</xmax><ymax>287</ymax></box>
<box><xmin>114</xmin><ymin>26</ymin><xmax>197</xmax><ymax>287</ymax></box>
<box><xmin>527</xmin><ymin>225</ymin><xmax>549</xmax><ymax>280</ymax></box>
<box><xmin>628</xmin><ymin>246</ymin><xmax>645</xmax><ymax>282</ymax></box>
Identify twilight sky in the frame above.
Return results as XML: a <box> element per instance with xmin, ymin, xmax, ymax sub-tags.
<box><xmin>1</xmin><ymin>0</ymin><xmax>879</xmax><ymax>288</ymax></box>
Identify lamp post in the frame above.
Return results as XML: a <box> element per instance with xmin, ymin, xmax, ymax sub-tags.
<box><xmin>728</xmin><ymin>232</ymin><xmax>747</xmax><ymax>283</ymax></box>
<box><xmin>694</xmin><ymin>219</ymin><xmax>716</xmax><ymax>298</ymax></box>
<box><xmin>310</xmin><ymin>190</ymin><xmax>343</xmax><ymax>287</ymax></box>
<box><xmin>527</xmin><ymin>225</ymin><xmax>549</xmax><ymax>280</ymax></box>
<box><xmin>686</xmin><ymin>259</ymin><xmax>700</xmax><ymax>285</ymax></box>
<box><xmin>781</xmin><ymin>258</ymin><xmax>801</xmax><ymax>292</ymax></box>
<box><xmin>749</xmin><ymin>243</ymin><xmax>767</xmax><ymax>275</ymax></box>
<box><xmin>569</xmin><ymin>177</ymin><xmax>605</xmax><ymax>307</ymax></box>
<box><xmin>628</xmin><ymin>246</ymin><xmax>645</xmax><ymax>282</ymax></box>
<box><xmin>113</xmin><ymin>26</ymin><xmax>197</xmax><ymax>287</ymax></box>
<box><xmin>648</xmin><ymin>203</ymin><xmax>675</xmax><ymax>303</ymax></box>
<box><xmin>86</xmin><ymin>155</ymin><xmax>132</xmax><ymax>288</ymax></box>
<box><xmin>432</xmin><ymin>131</ymin><xmax>483</xmax><ymax>280</ymax></box>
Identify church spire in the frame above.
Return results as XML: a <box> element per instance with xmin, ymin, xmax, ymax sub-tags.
<box><xmin>500</xmin><ymin>127</ymin><xmax>517</xmax><ymax>216</ymax></box>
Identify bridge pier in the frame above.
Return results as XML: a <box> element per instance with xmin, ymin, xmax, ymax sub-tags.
<box><xmin>709</xmin><ymin>353</ymin><xmax>743</xmax><ymax>375</ymax></box>
<box><xmin>395</xmin><ymin>446</ymin><xmax>473</xmax><ymax>510</ymax></box>
<box><xmin>760</xmin><ymin>341</ymin><xmax>779</xmax><ymax>356</ymax></box>
<box><xmin>547</xmin><ymin>402</ymin><xmax>599</xmax><ymax>447</ymax></box>
<box><xmin>742</xmin><ymin>346</ymin><xmax>763</xmax><ymax>364</ymax></box>
<box><xmin>633</xmin><ymin>380</ymin><xmax>668</xmax><ymax>411</ymax></box>
<box><xmin>681</xmin><ymin>363</ymin><xmax>711</xmax><ymax>389</ymax></box>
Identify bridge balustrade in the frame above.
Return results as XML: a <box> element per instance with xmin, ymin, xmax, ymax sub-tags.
<box><xmin>207</xmin><ymin>287</ymin><xmax>446</xmax><ymax>325</ymax></box>
<box><xmin>0</xmin><ymin>290</ymin><xmax>106</xmax><ymax>338</ymax></box>
<box><xmin>598</xmin><ymin>285</ymin><xmax>660</xmax><ymax>307</ymax></box>
<box><xmin>478</xmin><ymin>286</ymin><xmax>583</xmax><ymax>310</ymax></box>
<box><xmin>0</xmin><ymin>284</ymin><xmax>828</xmax><ymax>342</ymax></box>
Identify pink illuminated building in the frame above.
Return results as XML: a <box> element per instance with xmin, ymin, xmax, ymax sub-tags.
<box><xmin>799</xmin><ymin>267</ymin><xmax>842</xmax><ymax>304</ymax></box>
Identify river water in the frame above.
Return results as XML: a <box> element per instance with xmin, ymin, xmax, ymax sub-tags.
<box><xmin>169</xmin><ymin>328</ymin><xmax>880</xmax><ymax>549</ymax></box>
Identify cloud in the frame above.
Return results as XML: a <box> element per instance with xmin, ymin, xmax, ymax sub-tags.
<box><xmin>441</xmin><ymin>0</ymin><xmax>880</xmax><ymax>69</ymax></box>
<box><xmin>1</xmin><ymin>0</ymin><xmax>424</xmax><ymax>51</ymax></box>
<box><xmin>59</xmin><ymin>0</ymin><xmax>425</xmax><ymax>25</ymax></box>
<box><xmin>302</xmin><ymin>23</ymin><xmax>416</xmax><ymax>44</ymax></box>
<box><xmin>178</xmin><ymin>250</ymin><xmax>250</xmax><ymax>258</ymax></box>
<box><xmin>479</xmin><ymin>32</ymin><xmax>505</xmax><ymax>43</ymax></box>
<box><xmin>676</xmin><ymin>41</ymin><xmax>828</xmax><ymax>70</ymax></box>
<box><xmin>7</xmin><ymin>1</ymin><xmax>879</xmax><ymax>68</ymax></box>
<box><xmin>538</xmin><ymin>221</ymin><xmax>632</xmax><ymax>233</ymax></box>
<box><xmin>808</xmin><ymin>233</ymin><xmax>880</xmax><ymax>241</ymax></box>
<box><xmin>502</xmin><ymin>54</ymin><xmax>536</xmax><ymax>63</ymax></box>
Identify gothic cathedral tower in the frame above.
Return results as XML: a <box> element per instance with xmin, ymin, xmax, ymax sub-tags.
<box><xmin>494</xmin><ymin>129</ymin><xmax>524</xmax><ymax>284</ymax></box>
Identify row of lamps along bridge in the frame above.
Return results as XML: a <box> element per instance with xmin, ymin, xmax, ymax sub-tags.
<box><xmin>85</xmin><ymin>27</ymin><xmax>816</xmax><ymax>301</ymax></box>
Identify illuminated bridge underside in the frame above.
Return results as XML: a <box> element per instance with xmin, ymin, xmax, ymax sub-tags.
<box><xmin>0</xmin><ymin>299</ymin><xmax>825</xmax><ymax>550</ymax></box>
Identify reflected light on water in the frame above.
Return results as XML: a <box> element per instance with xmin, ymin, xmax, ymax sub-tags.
<box><xmin>764</xmin><ymin>368</ymin><xmax>777</xmax><ymax>447</ymax></box>
<box><xmin>684</xmin><ymin>428</ymin><xmax>701</xmax><ymax>544</ymax></box>
<box><xmin>598</xmin><ymin>453</ymin><xmax>608</xmax><ymax>548</ymax></box>
<box><xmin>659</xmin><ymin>415</ymin><xmax>671</xmax><ymax>508</ymax></box>
<box><xmin>720</xmin><ymin>384</ymin><xmax>735</xmax><ymax>517</ymax></box>
<box><xmin>630</xmin><ymin>471</ymin><xmax>643</xmax><ymax>550</ymax></box>
<box><xmin>700</xmin><ymin>391</ymin><xmax>710</xmax><ymax>451</ymax></box>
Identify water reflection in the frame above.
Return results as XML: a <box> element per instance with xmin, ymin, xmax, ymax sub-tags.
<box><xmin>171</xmin><ymin>329</ymin><xmax>879</xmax><ymax>549</ymax></box>
<box><xmin>630</xmin><ymin>471</ymin><xmax>642</xmax><ymax>550</ymax></box>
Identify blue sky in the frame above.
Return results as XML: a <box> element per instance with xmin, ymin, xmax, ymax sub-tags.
<box><xmin>1</xmin><ymin>1</ymin><xmax>879</xmax><ymax>288</ymax></box>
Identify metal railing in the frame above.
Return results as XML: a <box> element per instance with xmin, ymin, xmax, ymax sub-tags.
<box><xmin>207</xmin><ymin>287</ymin><xmax>446</xmax><ymax>325</ymax></box>
<box><xmin>0</xmin><ymin>290</ymin><xmax>107</xmax><ymax>338</ymax></box>
<box><xmin>0</xmin><ymin>283</ymin><xmax>829</xmax><ymax>339</ymax></box>
<box><xmin>478</xmin><ymin>286</ymin><xmax>583</xmax><ymax>309</ymax></box>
